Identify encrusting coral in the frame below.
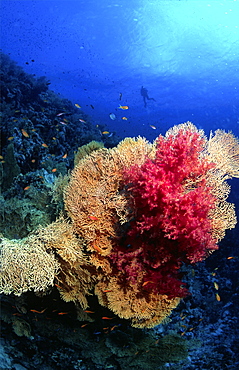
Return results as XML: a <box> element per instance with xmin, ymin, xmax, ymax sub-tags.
<box><xmin>1</xmin><ymin>122</ymin><xmax>239</xmax><ymax>328</ymax></box>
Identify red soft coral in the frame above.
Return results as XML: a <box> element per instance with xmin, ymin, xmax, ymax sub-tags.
<box><xmin>110</xmin><ymin>127</ymin><xmax>218</xmax><ymax>299</ymax></box>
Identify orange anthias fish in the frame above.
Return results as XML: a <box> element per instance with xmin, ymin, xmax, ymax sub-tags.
<box><xmin>42</xmin><ymin>143</ymin><xmax>48</xmax><ymax>148</ymax></box>
<box><xmin>30</xmin><ymin>308</ymin><xmax>47</xmax><ymax>314</ymax></box>
<box><xmin>149</xmin><ymin>125</ymin><xmax>156</xmax><ymax>130</ymax></box>
<box><xmin>81</xmin><ymin>323</ymin><xmax>89</xmax><ymax>328</ymax></box>
<box><xmin>102</xmin><ymin>316</ymin><xmax>114</xmax><ymax>320</ymax></box>
<box><xmin>89</xmin><ymin>215</ymin><xmax>99</xmax><ymax>221</ymax></box>
<box><xmin>75</xmin><ymin>103</ymin><xmax>81</xmax><ymax>108</ymax></box>
<box><xmin>118</xmin><ymin>105</ymin><xmax>129</xmax><ymax>110</ymax></box>
<box><xmin>122</xmin><ymin>117</ymin><xmax>128</xmax><ymax>120</ymax></box>
<box><xmin>21</xmin><ymin>129</ymin><xmax>29</xmax><ymax>137</ymax></box>
<box><xmin>142</xmin><ymin>281</ymin><xmax>154</xmax><ymax>287</ymax></box>
<box><xmin>92</xmin><ymin>244</ymin><xmax>102</xmax><ymax>253</ymax></box>
<box><xmin>79</xmin><ymin>119</ymin><xmax>86</xmax><ymax>123</ymax></box>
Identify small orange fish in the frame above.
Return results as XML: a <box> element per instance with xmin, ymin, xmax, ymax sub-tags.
<box><xmin>149</xmin><ymin>125</ymin><xmax>156</xmax><ymax>130</ymax></box>
<box><xmin>102</xmin><ymin>131</ymin><xmax>110</xmax><ymax>135</ymax></box>
<box><xmin>214</xmin><ymin>282</ymin><xmax>219</xmax><ymax>290</ymax></box>
<box><xmin>24</xmin><ymin>186</ymin><xmax>31</xmax><ymax>191</ymax></box>
<box><xmin>30</xmin><ymin>308</ymin><xmax>47</xmax><ymax>314</ymax></box>
<box><xmin>227</xmin><ymin>256</ymin><xmax>236</xmax><ymax>260</ymax></box>
<box><xmin>79</xmin><ymin>119</ymin><xmax>86</xmax><ymax>123</ymax></box>
<box><xmin>75</xmin><ymin>103</ymin><xmax>81</xmax><ymax>108</ymax></box>
<box><xmin>58</xmin><ymin>312</ymin><xmax>69</xmax><ymax>315</ymax></box>
<box><xmin>54</xmin><ymin>283</ymin><xmax>62</xmax><ymax>289</ymax></box>
<box><xmin>21</xmin><ymin>129</ymin><xmax>29</xmax><ymax>137</ymax></box>
<box><xmin>32</xmin><ymin>129</ymin><xmax>36</xmax><ymax>132</ymax></box>
<box><xmin>31</xmin><ymin>159</ymin><xmax>36</xmax><ymax>163</ymax></box>
<box><xmin>110</xmin><ymin>325</ymin><xmax>119</xmax><ymax>331</ymax></box>
<box><xmin>102</xmin><ymin>317</ymin><xmax>114</xmax><ymax>320</ymax></box>
<box><xmin>12</xmin><ymin>313</ymin><xmax>23</xmax><ymax>316</ymax></box>
<box><xmin>142</xmin><ymin>281</ymin><xmax>153</xmax><ymax>287</ymax></box>
<box><xmin>84</xmin><ymin>310</ymin><xmax>95</xmax><ymax>314</ymax></box>
<box><xmin>122</xmin><ymin>117</ymin><xmax>128</xmax><ymax>120</ymax></box>
<box><xmin>118</xmin><ymin>105</ymin><xmax>129</xmax><ymax>110</ymax></box>
<box><xmin>52</xmin><ymin>137</ymin><xmax>57</xmax><ymax>140</ymax></box>
<box><xmin>215</xmin><ymin>293</ymin><xmax>221</xmax><ymax>301</ymax></box>
<box><xmin>81</xmin><ymin>323</ymin><xmax>89</xmax><ymax>328</ymax></box>
<box><xmin>103</xmin><ymin>289</ymin><xmax>112</xmax><ymax>293</ymax></box>
<box><xmin>8</xmin><ymin>136</ymin><xmax>14</xmax><ymax>141</ymax></box>
<box><xmin>92</xmin><ymin>244</ymin><xmax>102</xmax><ymax>253</ymax></box>
<box><xmin>52</xmin><ymin>168</ymin><xmax>57</xmax><ymax>173</ymax></box>
<box><xmin>42</xmin><ymin>143</ymin><xmax>48</xmax><ymax>148</ymax></box>
<box><xmin>0</xmin><ymin>156</ymin><xmax>3</xmax><ymax>160</ymax></box>
<box><xmin>62</xmin><ymin>153</ymin><xmax>67</xmax><ymax>158</ymax></box>
<box><xmin>89</xmin><ymin>215</ymin><xmax>99</xmax><ymax>221</ymax></box>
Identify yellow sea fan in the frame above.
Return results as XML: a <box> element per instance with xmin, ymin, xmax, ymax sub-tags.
<box><xmin>95</xmin><ymin>277</ymin><xmax>180</xmax><ymax>328</ymax></box>
<box><xmin>207</xmin><ymin>129</ymin><xmax>239</xmax><ymax>178</ymax></box>
<box><xmin>0</xmin><ymin>237</ymin><xmax>58</xmax><ymax>296</ymax></box>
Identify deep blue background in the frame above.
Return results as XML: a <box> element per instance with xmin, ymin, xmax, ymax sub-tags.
<box><xmin>1</xmin><ymin>0</ymin><xmax>239</xmax><ymax>140</ymax></box>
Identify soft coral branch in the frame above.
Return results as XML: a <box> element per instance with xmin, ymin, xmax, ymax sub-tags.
<box><xmin>110</xmin><ymin>127</ymin><xmax>218</xmax><ymax>299</ymax></box>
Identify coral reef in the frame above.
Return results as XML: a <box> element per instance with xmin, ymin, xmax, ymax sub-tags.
<box><xmin>1</xmin><ymin>53</ymin><xmax>239</xmax><ymax>370</ymax></box>
<box><xmin>64</xmin><ymin>122</ymin><xmax>239</xmax><ymax>327</ymax></box>
<box><xmin>1</xmin><ymin>122</ymin><xmax>238</xmax><ymax>330</ymax></box>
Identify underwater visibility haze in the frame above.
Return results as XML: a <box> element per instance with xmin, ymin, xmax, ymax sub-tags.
<box><xmin>1</xmin><ymin>0</ymin><xmax>239</xmax><ymax>138</ymax></box>
<box><xmin>0</xmin><ymin>1</ymin><xmax>239</xmax><ymax>369</ymax></box>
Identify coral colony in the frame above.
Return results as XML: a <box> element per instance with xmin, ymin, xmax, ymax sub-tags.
<box><xmin>1</xmin><ymin>122</ymin><xmax>239</xmax><ymax>328</ymax></box>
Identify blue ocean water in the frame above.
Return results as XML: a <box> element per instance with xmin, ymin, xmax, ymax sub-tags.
<box><xmin>1</xmin><ymin>0</ymin><xmax>239</xmax><ymax>140</ymax></box>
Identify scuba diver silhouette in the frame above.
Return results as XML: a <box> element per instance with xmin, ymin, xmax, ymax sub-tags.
<box><xmin>140</xmin><ymin>86</ymin><xmax>156</xmax><ymax>107</ymax></box>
